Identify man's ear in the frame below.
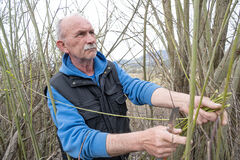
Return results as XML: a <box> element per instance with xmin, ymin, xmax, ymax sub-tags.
<box><xmin>56</xmin><ymin>40</ymin><xmax>69</xmax><ymax>53</ymax></box>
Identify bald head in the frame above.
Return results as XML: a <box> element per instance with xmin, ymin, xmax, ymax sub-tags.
<box><xmin>55</xmin><ymin>14</ymin><xmax>97</xmax><ymax>61</ymax></box>
<box><xmin>56</xmin><ymin>14</ymin><xmax>92</xmax><ymax>40</ymax></box>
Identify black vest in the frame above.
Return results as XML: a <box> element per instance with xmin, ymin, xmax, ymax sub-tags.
<box><xmin>49</xmin><ymin>61</ymin><xmax>130</xmax><ymax>160</ymax></box>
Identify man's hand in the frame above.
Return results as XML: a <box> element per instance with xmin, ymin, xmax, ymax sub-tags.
<box><xmin>140</xmin><ymin>125</ymin><xmax>186</xmax><ymax>158</ymax></box>
<box><xmin>106</xmin><ymin>125</ymin><xmax>186</xmax><ymax>158</ymax></box>
<box><xmin>151</xmin><ymin>88</ymin><xmax>228</xmax><ymax>125</ymax></box>
<box><xmin>180</xmin><ymin>96</ymin><xmax>228</xmax><ymax>125</ymax></box>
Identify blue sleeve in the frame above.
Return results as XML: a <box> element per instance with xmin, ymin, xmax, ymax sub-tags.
<box><xmin>47</xmin><ymin>86</ymin><xmax>110</xmax><ymax>159</ymax></box>
<box><xmin>113</xmin><ymin>62</ymin><xmax>161</xmax><ymax>105</ymax></box>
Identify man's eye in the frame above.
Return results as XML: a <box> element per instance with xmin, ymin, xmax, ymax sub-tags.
<box><xmin>75</xmin><ymin>32</ymin><xmax>85</xmax><ymax>37</ymax></box>
<box><xmin>90</xmin><ymin>31</ymin><xmax>95</xmax><ymax>35</ymax></box>
<box><xmin>78</xmin><ymin>33</ymin><xmax>84</xmax><ymax>36</ymax></box>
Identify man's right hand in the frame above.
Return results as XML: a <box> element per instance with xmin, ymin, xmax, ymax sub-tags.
<box><xmin>106</xmin><ymin>125</ymin><xmax>186</xmax><ymax>158</ymax></box>
<box><xmin>140</xmin><ymin>125</ymin><xmax>186</xmax><ymax>158</ymax></box>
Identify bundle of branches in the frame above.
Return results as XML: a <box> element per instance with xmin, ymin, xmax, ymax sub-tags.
<box><xmin>175</xmin><ymin>91</ymin><xmax>232</xmax><ymax>136</ymax></box>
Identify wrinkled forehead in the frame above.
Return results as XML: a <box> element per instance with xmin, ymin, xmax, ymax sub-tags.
<box><xmin>60</xmin><ymin>15</ymin><xmax>93</xmax><ymax>37</ymax></box>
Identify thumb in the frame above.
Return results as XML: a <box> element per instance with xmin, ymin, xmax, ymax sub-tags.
<box><xmin>170</xmin><ymin>128</ymin><xmax>182</xmax><ymax>134</ymax></box>
<box><xmin>201</xmin><ymin>98</ymin><xmax>221</xmax><ymax>109</ymax></box>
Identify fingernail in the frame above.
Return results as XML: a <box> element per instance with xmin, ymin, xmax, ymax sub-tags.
<box><xmin>214</xmin><ymin>103</ymin><xmax>221</xmax><ymax>106</ymax></box>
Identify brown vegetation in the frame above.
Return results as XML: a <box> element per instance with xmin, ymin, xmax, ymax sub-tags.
<box><xmin>0</xmin><ymin>0</ymin><xmax>239</xmax><ymax>159</ymax></box>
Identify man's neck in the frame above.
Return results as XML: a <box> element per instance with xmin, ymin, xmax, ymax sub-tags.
<box><xmin>70</xmin><ymin>56</ymin><xmax>94</xmax><ymax>76</ymax></box>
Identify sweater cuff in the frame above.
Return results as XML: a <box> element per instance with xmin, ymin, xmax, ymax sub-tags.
<box><xmin>145</xmin><ymin>84</ymin><xmax>161</xmax><ymax>106</ymax></box>
<box><xmin>91</xmin><ymin>132</ymin><xmax>110</xmax><ymax>157</ymax></box>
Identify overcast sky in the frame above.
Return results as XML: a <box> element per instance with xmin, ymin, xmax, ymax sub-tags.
<box><xmin>1</xmin><ymin>0</ymin><xmax>239</xmax><ymax>61</ymax></box>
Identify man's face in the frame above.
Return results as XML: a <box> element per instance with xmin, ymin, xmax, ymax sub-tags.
<box><xmin>59</xmin><ymin>16</ymin><xmax>97</xmax><ymax>61</ymax></box>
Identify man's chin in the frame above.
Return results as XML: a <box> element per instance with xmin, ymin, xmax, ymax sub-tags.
<box><xmin>86</xmin><ymin>49</ymin><xmax>97</xmax><ymax>56</ymax></box>
<box><xmin>85</xmin><ymin>52</ymin><xmax>97</xmax><ymax>60</ymax></box>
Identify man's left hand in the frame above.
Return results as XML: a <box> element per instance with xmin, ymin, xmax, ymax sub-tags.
<box><xmin>180</xmin><ymin>96</ymin><xmax>228</xmax><ymax>125</ymax></box>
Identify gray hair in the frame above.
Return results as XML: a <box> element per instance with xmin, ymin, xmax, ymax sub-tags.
<box><xmin>56</xmin><ymin>18</ymin><xmax>64</xmax><ymax>40</ymax></box>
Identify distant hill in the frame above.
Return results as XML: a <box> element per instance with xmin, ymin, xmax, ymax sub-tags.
<box><xmin>118</xmin><ymin>50</ymin><xmax>169</xmax><ymax>73</ymax></box>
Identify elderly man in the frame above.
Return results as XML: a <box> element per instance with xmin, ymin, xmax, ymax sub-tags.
<box><xmin>46</xmin><ymin>14</ymin><xmax>227</xmax><ymax>160</ymax></box>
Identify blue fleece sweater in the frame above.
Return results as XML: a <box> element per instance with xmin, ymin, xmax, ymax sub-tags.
<box><xmin>47</xmin><ymin>51</ymin><xmax>160</xmax><ymax>159</ymax></box>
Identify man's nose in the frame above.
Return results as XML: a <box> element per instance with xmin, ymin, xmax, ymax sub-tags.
<box><xmin>86</xmin><ymin>33</ymin><xmax>96</xmax><ymax>44</ymax></box>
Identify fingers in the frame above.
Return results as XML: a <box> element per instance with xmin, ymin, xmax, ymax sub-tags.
<box><xmin>222</xmin><ymin>110</ymin><xmax>228</xmax><ymax>125</ymax></box>
<box><xmin>193</xmin><ymin>96</ymin><xmax>229</xmax><ymax>125</ymax></box>
<box><xmin>216</xmin><ymin>110</ymin><xmax>228</xmax><ymax>125</ymax></box>
<box><xmin>148</xmin><ymin>145</ymin><xmax>176</xmax><ymax>158</ymax></box>
<box><xmin>197</xmin><ymin>96</ymin><xmax>222</xmax><ymax>109</ymax></box>
<box><xmin>142</xmin><ymin>125</ymin><xmax>186</xmax><ymax>158</ymax></box>
<box><xmin>194</xmin><ymin>108</ymin><xmax>228</xmax><ymax>125</ymax></box>
<box><xmin>199</xmin><ymin>109</ymin><xmax>218</xmax><ymax>121</ymax></box>
<box><xmin>158</xmin><ymin>140</ymin><xmax>178</xmax><ymax>148</ymax></box>
<box><xmin>163</xmin><ymin>131</ymin><xmax>186</xmax><ymax>145</ymax></box>
<box><xmin>193</xmin><ymin>109</ymin><xmax>206</xmax><ymax>124</ymax></box>
<box><xmin>153</xmin><ymin>128</ymin><xmax>186</xmax><ymax>158</ymax></box>
<box><xmin>196</xmin><ymin>96</ymin><xmax>222</xmax><ymax>109</ymax></box>
<box><xmin>146</xmin><ymin>135</ymin><xmax>179</xmax><ymax>158</ymax></box>
<box><xmin>193</xmin><ymin>108</ymin><xmax>218</xmax><ymax>124</ymax></box>
<box><xmin>170</xmin><ymin>128</ymin><xmax>182</xmax><ymax>134</ymax></box>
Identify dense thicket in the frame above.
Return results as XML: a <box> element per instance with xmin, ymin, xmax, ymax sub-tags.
<box><xmin>0</xmin><ymin>0</ymin><xmax>239</xmax><ymax>159</ymax></box>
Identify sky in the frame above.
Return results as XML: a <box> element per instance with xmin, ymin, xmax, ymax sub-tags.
<box><xmin>35</xmin><ymin>0</ymin><xmax>139</xmax><ymax>61</ymax></box>
<box><xmin>1</xmin><ymin>0</ymin><xmax>239</xmax><ymax>61</ymax></box>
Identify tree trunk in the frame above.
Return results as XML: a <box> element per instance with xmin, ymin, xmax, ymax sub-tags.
<box><xmin>212</xmin><ymin>0</ymin><xmax>230</xmax><ymax>69</ymax></box>
<box><xmin>162</xmin><ymin>0</ymin><xmax>187</xmax><ymax>92</ymax></box>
